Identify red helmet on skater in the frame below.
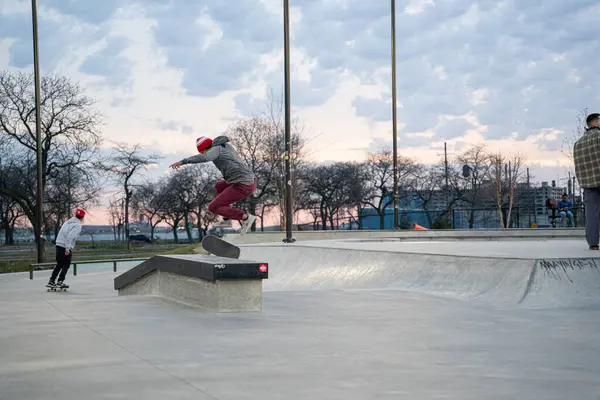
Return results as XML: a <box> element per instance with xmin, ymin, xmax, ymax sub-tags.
<box><xmin>75</xmin><ymin>209</ymin><xmax>86</xmax><ymax>219</ymax></box>
<box><xmin>196</xmin><ymin>136</ymin><xmax>213</xmax><ymax>153</ymax></box>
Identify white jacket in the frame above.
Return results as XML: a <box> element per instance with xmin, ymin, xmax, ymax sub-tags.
<box><xmin>55</xmin><ymin>217</ymin><xmax>83</xmax><ymax>250</ymax></box>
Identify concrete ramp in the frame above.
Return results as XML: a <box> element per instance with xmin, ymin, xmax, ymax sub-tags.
<box><xmin>238</xmin><ymin>241</ymin><xmax>600</xmax><ymax>309</ymax></box>
<box><xmin>522</xmin><ymin>258</ymin><xmax>600</xmax><ymax>308</ymax></box>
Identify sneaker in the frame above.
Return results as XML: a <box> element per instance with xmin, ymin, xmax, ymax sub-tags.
<box><xmin>46</xmin><ymin>281</ymin><xmax>56</xmax><ymax>288</ymax></box>
<box><xmin>240</xmin><ymin>214</ymin><xmax>256</xmax><ymax>235</ymax></box>
<box><xmin>57</xmin><ymin>281</ymin><xmax>69</xmax><ymax>289</ymax></box>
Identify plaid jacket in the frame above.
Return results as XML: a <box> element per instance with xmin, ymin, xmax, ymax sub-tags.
<box><xmin>574</xmin><ymin>127</ymin><xmax>600</xmax><ymax>188</ymax></box>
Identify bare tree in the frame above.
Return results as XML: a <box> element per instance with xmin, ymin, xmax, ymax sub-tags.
<box><xmin>107</xmin><ymin>195</ymin><xmax>125</xmax><ymax>242</ymax></box>
<box><xmin>301</xmin><ymin>164</ymin><xmax>335</xmax><ymax>230</ymax></box>
<box><xmin>0</xmin><ymin>143</ymin><xmax>43</xmax><ymax>236</ymax></box>
<box><xmin>164</xmin><ymin>166</ymin><xmax>215</xmax><ymax>241</ymax></box>
<box><xmin>505</xmin><ymin>155</ymin><xmax>527</xmax><ymax>228</ymax></box>
<box><xmin>561</xmin><ymin>108</ymin><xmax>588</xmax><ymax>165</ymax></box>
<box><xmin>291</xmin><ymin>163</ymin><xmax>318</xmax><ymax>227</ymax></box>
<box><xmin>408</xmin><ymin>164</ymin><xmax>444</xmax><ymax>227</ymax></box>
<box><xmin>303</xmin><ymin>162</ymin><xmax>365</xmax><ymax>229</ymax></box>
<box><xmin>159</xmin><ymin>185</ymin><xmax>186</xmax><ymax>243</ymax></box>
<box><xmin>489</xmin><ymin>153</ymin><xmax>528</xmax><ymax>228</ymax></box>
<box><xmin>130</xmin><ymin>181</ymin><xmax>165</xmax><ymax>242</ymax></box>
<box><xmin>0</xmin><ymin>70</ymin><xmax>103</xmax><ymax>249</ymax></box>
<box><xmin>44</xmin><ymin>162</ymin><xmax>102</xmax><ymax>238</ymax></box>
<box><xmin>256</xmin><ymin>88</ymin><xmax>315</xmax><ymax>230</ymax></box>
<box><xmin>97</xmin><ymin>142</ymin><xmax>162</xmax><ymax>247</ymax></box>
<box><xmin>451</xmin><ymin>144</ymin><xmax>493</xmax><ymax>228</ymax></box>
<box><xmin>226</xmin><ymin>116</ymin><xmax>277</xmax><ymax>231</ymax></box>
<box><xmin>0</xmin><ymin>196</ymin><xmax>25</xmax><ymax>245</ymax></box>
<box><xmin>154</xmin><ymin>174</ymin><xmax>197</xmax><ymax>243</ymax></box>
<box><xmin>362</xmin><ymin>147</ymin><xmax>418</xmax><ymax>229</ymax></box>
<box><xmin>265</xmin><ymin>127</ymin><xmax>311</xmax><ymax>230</ymax></box>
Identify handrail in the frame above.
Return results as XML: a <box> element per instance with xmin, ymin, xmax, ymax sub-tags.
<box><xmin>29</xmin><ymin>257</ymin><xmax>149</xmax><ymax>280</ymax></box>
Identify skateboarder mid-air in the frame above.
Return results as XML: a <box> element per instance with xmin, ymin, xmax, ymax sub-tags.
<box><xmin>46</xmin><ymin>209</ymin><xmax>85</xmax><ymax>290</ymax></box>
<box><xmin>169</xmin><ymin>136</ymin><xmax>257</xmax><ymax>234</ymax></box>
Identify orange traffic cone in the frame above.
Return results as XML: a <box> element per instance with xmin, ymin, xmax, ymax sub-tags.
<box><xmin>413</xmin><ymin>222</ymin><xmax>428</xmax><ymax>230</ymax></box>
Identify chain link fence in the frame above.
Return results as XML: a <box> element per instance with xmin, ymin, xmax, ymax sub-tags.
<box><xmin>293</xmin><ymin>204</ymin><xmax>586</xmax><ymax>231</ymax></box>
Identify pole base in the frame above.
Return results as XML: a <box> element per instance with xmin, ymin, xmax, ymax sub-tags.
<box><xmin>282</xmin><ymin>238</ymin><xmax>296</xmax><ymax>243</ymax></box>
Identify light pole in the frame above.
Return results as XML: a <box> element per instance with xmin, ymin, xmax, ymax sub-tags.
<box><xmin>282</xmin><ymin>0</ymin><xmax>294</xmax><ymax>243</ymax></box>
<box><xmin>31</xmin><ymin>0</ymin><xmax>44</xmax><ymax>262</ymax></box>
<box><xmin>391</xmin><ymin>0</ymin><xmax>399</xmax><ymax>229</ymax></box>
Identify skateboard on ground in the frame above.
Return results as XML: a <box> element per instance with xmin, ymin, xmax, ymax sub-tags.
<box><xmin>46</xmin><ymin>283</ymin><xmax>69</xmax><ymax>292</ymax></box>
<box><xmin>202</xmin><ymin>235</ymin><xmax>240</xmax><ymax>259</ymax></box>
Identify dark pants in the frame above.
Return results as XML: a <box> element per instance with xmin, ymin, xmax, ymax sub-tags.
<box><xmin>50</xmin><ymin>246</ymin><xmax>72</xmax><ymax>282</ymax></box>
<box><xmin>584</xmin><ymin>188</ymin><xmax>600</xmax><ymax>246</ymax></box>
<box><xmin>208</xmin><ymin>180</ymin><xmax>256</xmax><ymax>220</ymax></box>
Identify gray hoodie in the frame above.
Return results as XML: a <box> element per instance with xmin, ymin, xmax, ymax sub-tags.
<box><xmin>180</xmin><ymin>136</ymin><xmax>256</xmax><ymax>184</ymax></box>
<box><xmin>55</xmin><ymin>217</ymin><xmax>83</xmax><ymax>250</ymax></box>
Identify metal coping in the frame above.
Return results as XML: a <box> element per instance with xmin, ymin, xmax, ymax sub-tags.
<box><xmin>113</xmin><ymin>254</ymin><xmax>268</xmax><ymax>290</ymax></box>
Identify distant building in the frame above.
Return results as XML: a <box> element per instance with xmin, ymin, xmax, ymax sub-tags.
<box><xmin>358</xmin><ymin>180</ymin><xmax>573</xmax><ymax>230</ymax></box>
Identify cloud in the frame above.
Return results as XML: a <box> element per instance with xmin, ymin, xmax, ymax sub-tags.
<box><xmin>434</xmin><ymin>118</ymin><xmax>477</xmax><ymax>141</ymax></box>
<box><xmin>155</xmin><ymin>118</ymin><xmax>194</xmax><ymax>134</ymax></box>
<box><xmin>352</xmin><ymin>96</ymin><xmax>391</xmax><ymax>122</ymax></box>
<box><xmin>79</xmin><ymin>36</ymin><xmax>133</xmax><ymax>87</ymax></box>
<box><xmin>147</xmin><ymin>0</ymin><xmax>281</xmax><ymax>97</ymax></box>
<box><xmin>0</xmin><ymin>11</ymin><xmax>68</xmax><ymax>70</ymax></box>
<box><xmin>43</xmin><ymin>0</ymin><xmax>120</xmax><ymax>24</ymax></box>
<box><xmin>2</xmin><ymin>0</ymin><xmax>598</xmax><ymax>176</ymax></box>
<box><xmin>233</xmin><ymin>93</ymin><xmax>261</xmax><ymax>116</ymax></box>
<box><xmin>288</xmin><ymin>0</ymin><xmax>600</xmax><ymax>144</ymax></box>
<box><xmin>0</xmin><ymin>1</ymin><xmax>113</xmax><ymax>71</ymax></box>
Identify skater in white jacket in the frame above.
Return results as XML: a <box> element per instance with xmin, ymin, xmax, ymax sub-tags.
<box><xmin>47</xmin><ymin>209</ymin><xmax>85</xmax><ymax>289</ymax></box>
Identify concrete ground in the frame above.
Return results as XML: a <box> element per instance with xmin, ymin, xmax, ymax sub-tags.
<box><xmin>1</xmin><ymin>238</ymin><xmax>600</xmax><ymax>399</ymax></box>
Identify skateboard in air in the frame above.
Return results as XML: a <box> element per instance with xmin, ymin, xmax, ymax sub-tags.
<box><xmin>202</xmin><ymin>235</ymin><xmax>240</xmax><ymax>259</ymax></box>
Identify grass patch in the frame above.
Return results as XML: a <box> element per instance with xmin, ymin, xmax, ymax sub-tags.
<box><xmin>165</xmin><ymin>244</ymin><xmax>207</xmax><ymax>255</ymax></box>
<box><xmin>0</xmin><ymin>243</ymin><xmax>204</xmax><ymax>275</ymax></box>
<box><xmin>0</xmin><ymin>260</ymin><xmax>31</xmax><ymax>274</ymax></box>
<box><xmin>0</xmin><ymin>254</ymin><xmax>159</xmax><ymax>274</ymax></box>
<box><xmin>1</xmin><ymin>243</ymin><xmax>188</xmax><ymax>260</ymax></box>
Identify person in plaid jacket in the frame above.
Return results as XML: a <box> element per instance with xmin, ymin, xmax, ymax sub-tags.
<box><xmin>573</xmin><ymin>113</ymin><xmax>600</xmax><ymax>250</ymax></box>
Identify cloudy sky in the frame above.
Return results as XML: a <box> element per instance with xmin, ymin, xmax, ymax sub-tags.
<box><xmin>1</xmin><ymin>0</ymin><xmax>598</xmax><ymax>225</ymax></box>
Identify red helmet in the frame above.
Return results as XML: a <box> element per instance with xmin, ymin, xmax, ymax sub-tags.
<box><xmin>75</xmin><ymin>209</ymin><xmax>86</xmax><ymax>218</ymax></box>
<box><xmin>196</xmin><ymin>136</ymin><xmax>213</xmax><ymax>153</ymax></box>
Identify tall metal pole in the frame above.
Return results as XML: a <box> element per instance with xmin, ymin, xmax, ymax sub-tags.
<box><xmin>282</xmin><ymin>0</ymin><xmax>294</xmax><ymax>242</ymax></box>
<box><xmin>31</xmin><ymin>0</ymin><xmax>44</xmax><ymax>263</ymax></box>
<box><xmin>391</xmin><ymin>0</ymin><xmax>399</xmax><ymax>229</ymax></box>
<box><xmin>67</xmin><ymin>164</ymin><xmax>71</xmax><ymax>215</ymax></box>
<box><xmin>527</xmin><ymin>167</ymin><xmax>532</xmax><ymax>227</ymax></box>
<box><xmin>444</xmin><ymin>142</ymin><xmax>449</xmax><ymax>208</ymax></box>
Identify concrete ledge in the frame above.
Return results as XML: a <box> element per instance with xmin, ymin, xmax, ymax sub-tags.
<box><xmin>114</xmin><ymin>254</ymin><xmax>268</xmax><ymax>312</ymax></box>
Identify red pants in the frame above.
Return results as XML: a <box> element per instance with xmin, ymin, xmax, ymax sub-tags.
<box><xmin>208</xmin><ymin>180</ymin><xmax>256</xmax><ymax>220</ymax></box>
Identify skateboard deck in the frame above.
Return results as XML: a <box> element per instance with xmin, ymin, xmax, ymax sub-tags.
<box><xmin>202</xmin><ymin>235</ymin><xmax>240</xmax><ymax>259</ymax></box>
<box><xmin>46</xmin><ymin>286</ymin><xmax>68</xmax><ymax>292</ymax></box>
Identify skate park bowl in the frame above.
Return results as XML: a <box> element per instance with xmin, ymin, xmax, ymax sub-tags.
<box><xmin>230</xmin><ymin>232</ymin><xmax>600</xmax><ymax>310</ymax></box>
<box><xmin>113</xmin><ymin>254</ymin><xmax>269</xmax><ymax>312</ymax></box>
